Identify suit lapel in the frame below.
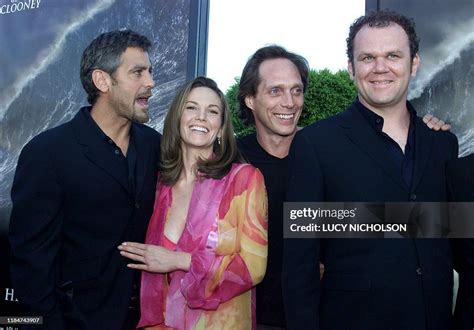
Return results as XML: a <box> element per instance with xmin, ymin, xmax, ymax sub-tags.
<box><xmin>341</xmin><ymin>103</ymin><xmax>408</xmax><ymax>191</ymax></box>
<box><xmin>411</xmin><ymin>118</ymin><xmax>434</xmax><ymax>192</ymax></box>
<box><xmin>72</xmin><ymin>108</ymin><xmax>132</xmax><ymax>196</ymax></box>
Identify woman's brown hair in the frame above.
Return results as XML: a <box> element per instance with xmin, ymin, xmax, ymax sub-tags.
<box><xmin>160</xmin><ymin>76</ymin><xmax>244</xmax><ymax>185</ymax></box>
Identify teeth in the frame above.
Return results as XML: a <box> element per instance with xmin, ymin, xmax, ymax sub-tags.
<box><xmin>372</xmin><ymin>81</ymin><xmax>390</xmax><ymax>84</ymax></box>
<box><xmin>275</xmin><ymin>114</ymin><xmax>294</xmax><ymax>119</ymax></box>
<box><xmin>190</xmin><ymin>126</ymin><xmax>208</xmax><ymax>132</ymax></box>
<box><xmin>136</xmin><ymin>98</ymin><xmax>149</xmax><ymax>106</ymax></box>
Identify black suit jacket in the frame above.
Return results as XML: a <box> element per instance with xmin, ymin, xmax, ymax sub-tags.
<box><xmin>447</xmin><ymin>154</ymin><xmax>474</xmax><ymax>330</ymax></box>
<box><xmin>283</xmin><ymin>101</ymin><xmax>459</xmax><ymax>330</ymax></box>
<box><xmin>8</xmin><ymin>107</ymin><xmax>161</xmax><ymax>329</ymax></box>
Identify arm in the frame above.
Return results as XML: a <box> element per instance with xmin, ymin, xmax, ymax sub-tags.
<box><xmin>8</xmin><ymin>137</ymin><xmax>66</xmax><ymax>329</ymax></box>
<box><xmin>283</xmin><ymin>131</ymin><xmax>323</xmax><ymax>330</ymax></box>
<box><xmin>119</xmin><ymin>243</ymin><xmax>191</xmax><ymax>272</ymax></box>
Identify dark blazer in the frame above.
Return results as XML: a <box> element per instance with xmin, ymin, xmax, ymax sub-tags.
<box><xmin>283</xmin><ymin>101</ymin><xmax>459</xmax><ymax>330</ymax></box>
<box><xmin>8</xmin><ymin>107</ymin><xmax>161</xmax><ymax>329</ymax></box>
<box><xmin>447</xmin><ymin>154</ymin><xmax>474</xmax><ymax>330</ymax></box>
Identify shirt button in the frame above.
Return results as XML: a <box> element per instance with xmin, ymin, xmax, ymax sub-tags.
<box><xmin>135</xmin><ymin>202</ymin><xmax>140</xmax><ymax>209</ymax></box>
<box><xmin>108</xmin><ymin>139</ymin><xmax>113</xmax><ymax>144</ymax></box>
<box><xmin>376</xmin><ymin>118</ymin><xmax>382</xmax><ymax>124</ymax></box>
<box><xmin>114</xmin><ymin>149</ymin><xmax>120</xmax><ymax>155</ymax></box>
<box><xmin>416</xmin><ymin>267</ymin><xmax>422</xmax><ymax>275</ymax></box>
<box><xmin>410</xmin><ymin>193</ymin><xmax>417</xmax><ymax>201</ymax></box>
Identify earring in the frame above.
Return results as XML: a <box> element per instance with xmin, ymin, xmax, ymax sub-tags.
<box><xmin>217</xmin><ymin>137</ymin><xmax>221</xmax><ymax>145</ymax></box>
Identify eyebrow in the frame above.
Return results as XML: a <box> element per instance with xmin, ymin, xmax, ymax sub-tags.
<box><xmin>128</xmin><ymin>64</ymin><xmax>152</xmax><ymax>72</ymax></box>
<box><xmin>267</xmin><ymin>82</ymin><xmax>303</xmax><ymax>89</ymax></box>
<box><xmin>357</xmin><ymin>50</ymin><xmax>403</xmax><ymax>57</ymax></box>
<box><xmin>186</xmin><ymin>100</ymin><xmax>222</xmax><ymax>110</ymax></box>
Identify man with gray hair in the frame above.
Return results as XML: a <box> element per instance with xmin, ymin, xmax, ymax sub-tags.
<box><xmin>9</xmin><ymin>30</ymin><xmax>161</xmax><ymax>329</ymax></box>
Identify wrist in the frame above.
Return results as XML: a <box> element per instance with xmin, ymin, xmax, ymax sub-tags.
<box><xmin>176</xmin><ymin>251</ymin><xmax>191</xmax><ymax>271</ymax></box>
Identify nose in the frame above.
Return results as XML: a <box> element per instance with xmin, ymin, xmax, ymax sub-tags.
<box><xmin>281</xmin><ymin>90</ymin><xmax>295</xmax><ymax>108</ymax></box>
<box><xmin>144</xmin><ymin>71</ymin><xmax>155</xmax><ymax>89</ymax></box>
<box><xmin>196</xmin><ymin>108</ymin><xmax>207</xmax><ymax>121</ymax></box>
<box><xmin>373</xmin><ymin>57</ymin><xmax>388</xmax><ymax>73</ymax></box>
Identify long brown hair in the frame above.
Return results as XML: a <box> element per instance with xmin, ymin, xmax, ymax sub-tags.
<box><xmin>160</xmin><ymin>76</ymin><xmax>244</xmax><ymax>185</ymax></box>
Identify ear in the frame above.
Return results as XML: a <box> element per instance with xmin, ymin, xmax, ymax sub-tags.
<box><xmin>410</xmin><ymin>54</ymin><xmax>421</xmax><ymax>77</ymax></box>
<box><xmin>347</xmin><ymin>60</ymin><xmax>355</xmax><ymax>80</ymax></box>
<box><xmin>92</xmin><ymin>69</ymin><xmax>112</xmax><ymax>93</ymax></box>
<box><xmin>245</xmin><ymin>95</ymin><xmax>255</xmax><ymax>111</ymax></box>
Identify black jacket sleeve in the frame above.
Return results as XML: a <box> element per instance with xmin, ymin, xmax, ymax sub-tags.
<box><xmin>9</xmin><ymin>136</ymin><xmax>66</xmax><ymax>329</ymax></box>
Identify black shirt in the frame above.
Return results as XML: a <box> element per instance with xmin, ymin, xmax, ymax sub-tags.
<box><xmin>356</xmin><ymin>99</ymin><xmax>416</xmax><ymax>189</ymax></box>
<box><xmin>238</xmin><ymin>134</ymin><xmax>287</xmax><ymax>327</ymax></box>
<box><xmin>85</xmin><ymin>108</ymin><xmax>138</xmax><ymax>196</ymax></box>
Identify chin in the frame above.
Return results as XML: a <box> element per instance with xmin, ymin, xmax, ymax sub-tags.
<box><xmin>132</xmin><ymin>111</ymin><xmax>149</xmax><ymax>124</ymax></box>
<box><xmin>275</xmin><ymin>128</ymin><xmax>297</xmax><ymax>137</ymax></box>
<box><xmin>133</xmin><ymin>115</ymin><xmax>149</xmax><ymax>124</ymax></box>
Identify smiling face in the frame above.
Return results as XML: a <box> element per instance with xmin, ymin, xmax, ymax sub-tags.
<box><xmin>107</xmin><ymin>47</ymin><xmax>155</xmax><ymax>123</ymax></box>
<box><xmin>245</xmin><ymin>58</ymin><xmax>304</xmax><ymax>139</ymax></box>
<box><xmin>348</xmin><ymin>23</ymin><xmax>420</xmax><ymax>112</ymax></box>
<box><xmin>179</xmin><ymin>86</ymin><xmax>223</xmax><ymax>156</ymax></box>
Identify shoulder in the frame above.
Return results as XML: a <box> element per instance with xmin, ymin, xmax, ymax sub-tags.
<box><xmin>415</xmin><ymin>116</ymin><xmax>458</xmax><ymax>149</ymax></box>
<box><xmin>292</xmin><ymin>114</ymin><xmax>343</xmax><ymax>151</ymax></box>
<box><xmin>237</xmin><ymin>133</ymin><xmax>261</xmax><ymax>160</ymax></box>
<box><xmin>15</xmin><ymin>121</ymin><xmax>73</xmax><ymax>174</ymax></box>
<box><xmin>290</xmin><ymin>101</ymin><xmax>356</xmax><ymax>141</ymax></box>
<box><xmin>414</xmin><ymin>116</ymin><xmax>455</xmax><ymax>139</ymax></box>
<box><xmin>237</xmin><ymin>133</ymin><xmax>256</xmax><ymax>145</ymax></box>
<box><xmin>220</xmin><ymin>164</ymin><xmax>265</xmax><ymax>203</ymax></box>
<box><xmin>134</xmin><ymin>123</ymin><xmax>161</xmax><ymax>142</ymax></box>
<box><xmin>132</xmin><ymin>123</ymin><xmax>161</xmax><ymax>161</ymax></box>
<box><xmin>21</xmin><ymin>107</ymin><xmax>97</xmax><ymax>153</ymax></box>
<box><xmin>21</xmin><ymin>121</ymin><xmax>71</xmax><ymax>155</ymax></box>
<box><xmin>229</xmin><ymin>163</ymin><xmax>264</xmax><ymax>184</ymax></box>
<box><xmin>298</xmin><ymin>106</ymin><xmax>351</xmax><ymax>139</ymax></box>
<box><xmin>230</xmin><ymin>162</ymin><xmax>260</xmax><ymax>174</ymax></box>
<box><xmin>237</xmin><ymin>132</ymin><xmax>256</xmax><ymax>148</ymax></box>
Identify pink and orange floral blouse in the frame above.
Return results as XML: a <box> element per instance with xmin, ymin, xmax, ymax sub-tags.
<box><xmin>139</xmin><ymin>163</ymin><xmax>268</xmax><ymax>330</ymax></box>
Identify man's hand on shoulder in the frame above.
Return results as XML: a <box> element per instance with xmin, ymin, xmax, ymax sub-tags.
<box><xmin>423</xmin><ymin>114</ymin><xmax>451</xmax><ymax>131</ymax></box>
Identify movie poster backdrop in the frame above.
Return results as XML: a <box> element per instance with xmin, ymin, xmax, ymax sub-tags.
<box><xmin>2</xmin><ymin>0</ymin><xmax>472</xmax><ymax>321</ymax></box>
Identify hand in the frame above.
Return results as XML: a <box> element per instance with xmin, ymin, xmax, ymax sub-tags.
<box><xmin>423</xmin><ymin>114</ymin><xmax>451</xmax><ymax>131</ymax></box>
<box><xmin>118</xmin><ymin>242</ymin><xmax>191</xmax><ymax>273</ymax></box>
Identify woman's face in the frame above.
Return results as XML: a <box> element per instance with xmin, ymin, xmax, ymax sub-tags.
<box><xmin>179</xmin><ymin>86</ymin><xmax>223</xmax><ymax>156</ymax></box>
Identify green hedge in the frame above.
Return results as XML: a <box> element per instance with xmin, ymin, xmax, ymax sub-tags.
<box><xmin>226</xmin><ymin>69</ymin><xmax>357</xmax><ymax>137</ymax></box>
